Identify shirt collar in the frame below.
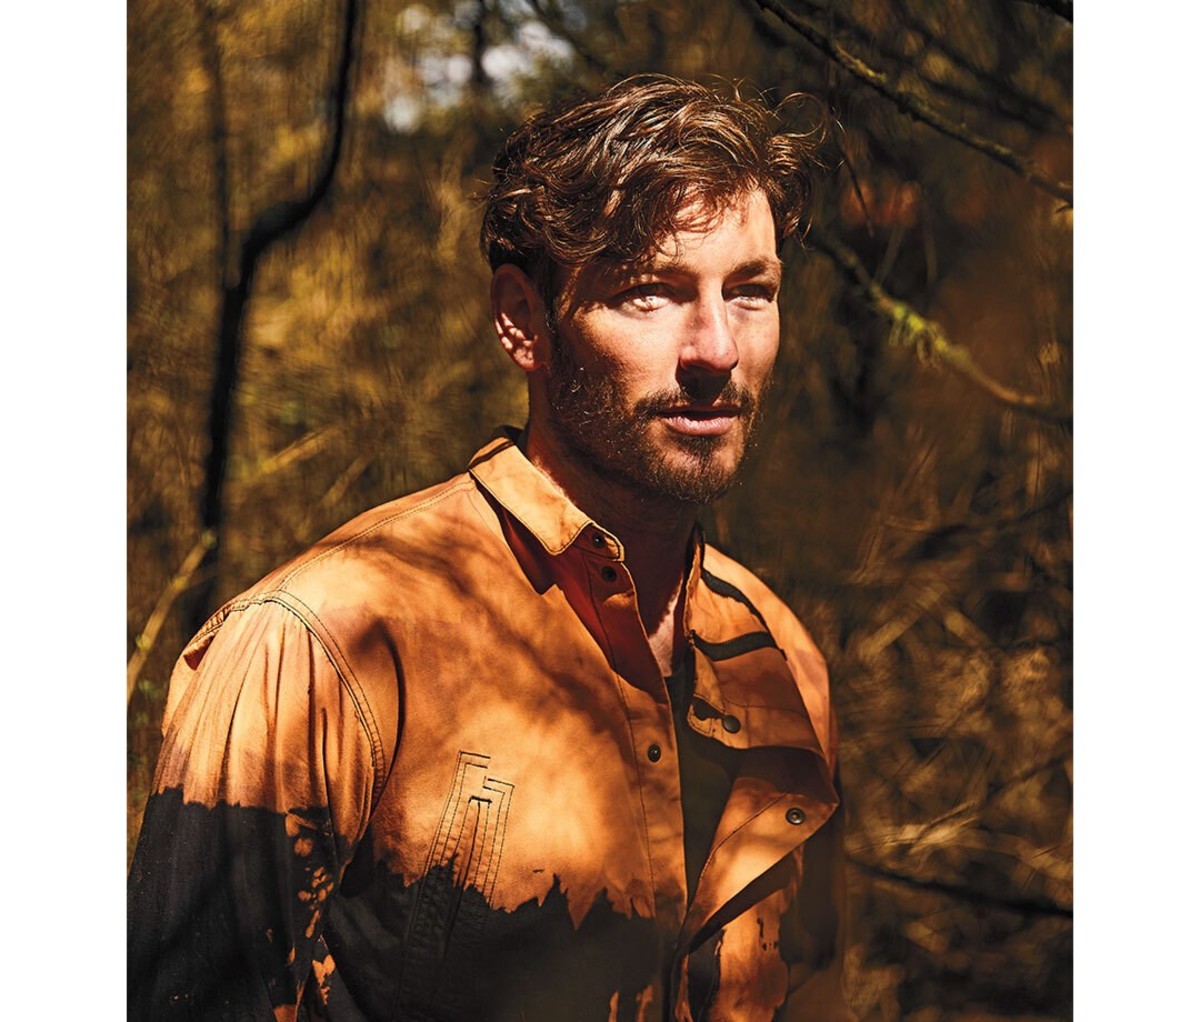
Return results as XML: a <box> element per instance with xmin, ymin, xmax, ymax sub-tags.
<box><xmin>468</xmin><ymin>428</ymin><xmax>623</xmax><ymax>558</ymax></box>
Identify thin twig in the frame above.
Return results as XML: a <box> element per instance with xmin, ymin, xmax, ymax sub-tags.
<box><xmin>810</xmin><ymin>229</ymin><xmax>1074</xmax><ymax>423</ymax></box>
<box><xmin>750</xmin><ymin>0</ymin><xmax>1072</xmax><ymax>205</ymax></box>
<box><xmin>848</xmin><ymin>854</ymin><xmax>1072</xmax><ymax>918</ymax></box>
<box><xmin>296</xmin><ymin>452</ymin><xmax>375</xmax><ymax>539</ymax></box>
<box><xmin>128</xmin><ymin>531</ymin><xmax>216</xmax><ymax>703</ymax></box>
<box><xmin>832</xmin><ymin>121</ymin><xmax>876</xmax><ymax>238</ymax></box>
<box><xmin>758</xmin><ymin>0</ymin><xmax>1070</xmax><ymax>133</ymax></box>
<box><xmin>254</xmin><ymin>423</ymin><xmax>345</xmax><ymax>478</ymax></box>
<box><xmin>128</xmin><ymin>435</ymin><xmax>370</xmax><ymax>704</ymax></box>
<box><xmin>899</xmin><ymin>0</ymin><xmax>1070</xmax><ymax>131</ymax></box>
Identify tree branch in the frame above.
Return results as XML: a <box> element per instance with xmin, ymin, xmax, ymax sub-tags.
<box><xmin>194</xmin><ymin>0</ymin><xmax>232</xmax><ymax>288</ymax></box>
<box><xmin>810</xmin><ymin>229</ymin><xmax>1073</xmax><ymax>424</ymax></box>
<box><xmin>848</xmin><ymin>854</ymin><xmax>1072</xmax><ymax>918</ymax></box>
<box><xmin>130</xmin><ymin>424</ymin><xmax>379</xmax><ymax>703</ymax></box>
<box><xmin>898</xmin><ymin>2</ymin><xmax>1070</xmax><ymax>133</ymax></box>
<box><xmin>296</xmin><ymin>451</ymin><xmax>375</xmax><ymax>540</ymax></box>
<box><xmin>750</xmin><ymin>0</ymin><xmax>1072</xmax><ymax>205</ymax></box>
<box><xmin>128</xmin><ymin>531</ymin><xmax>216</xmax><ymax>703</ymax></box>
<box><xmin>753</xmin><ymin>0</ymin><xmax>1069</xmax><ymax>134</ymax></box>
<box><xmin>191</xmin><ymin>0</ymin><xmax>362</xmax><ymax>631</ymax></box>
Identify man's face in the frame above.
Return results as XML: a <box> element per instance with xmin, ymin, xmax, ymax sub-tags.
<box><xmin>543</xmin><ymin>188</ymin><xmax>782</xmax><ymax>507</ymax></box>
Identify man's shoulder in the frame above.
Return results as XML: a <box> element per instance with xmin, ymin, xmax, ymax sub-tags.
<box><xmin>208</xmin><ymin>470</ymin><xmax>493</xmax><ymax>630</ymax></box>
<box><xmin>311</xmin><ymin>470</ymin><xmax>482</xmax><ymax>550</ymax></box>
<box><xmin>171</xmin><ymin>472</ymin><xmax>493</xmax><ymax>754</ymax></box>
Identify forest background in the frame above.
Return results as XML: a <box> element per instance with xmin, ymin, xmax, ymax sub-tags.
<box><xmin>127</xmin><ymin>1</ymin><xmax>1073</xmax><ymax>1019</ymax></box>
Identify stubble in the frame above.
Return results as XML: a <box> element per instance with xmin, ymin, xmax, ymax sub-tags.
<box><xmin>544</xmin><ymin>336</ymin><xmax>769</xmax><ymax>507</ymax></box>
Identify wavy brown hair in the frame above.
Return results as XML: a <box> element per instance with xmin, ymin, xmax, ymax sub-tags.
<box><xmin>481</xmin><ymin>75</ymin><xmax>820</xmax><ymax>302</ymax></box>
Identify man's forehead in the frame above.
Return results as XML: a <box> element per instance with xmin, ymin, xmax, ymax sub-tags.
<box><xmin>576</xmin><ymin>190</ymin><xmax>780</xmax><ymax>282</ymax></box>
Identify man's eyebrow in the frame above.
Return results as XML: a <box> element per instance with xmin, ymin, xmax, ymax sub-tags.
<box><xmin>643</xmin><ymin>256</ymin><xmax>785</xmax><ymax>280</ymax></box>
<box><xmin>730</xmin><ymin>257</ymin><xmax>784</xmax><ymax>281</ymax></box>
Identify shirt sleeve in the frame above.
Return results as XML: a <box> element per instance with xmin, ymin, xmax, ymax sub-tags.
<box><xmin>127</xmin><ymin>597</ymin><xmax>381</xmax><ymax>1021</ymax></box>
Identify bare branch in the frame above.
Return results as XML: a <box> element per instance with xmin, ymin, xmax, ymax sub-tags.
<box><xmin>253</xmin><ymin>423</ymin><xmax>347</xmax><ymax>478</ymax></box>
<box><xmin>296</xmin><ymin>452</ymin><xmax>375</xmax><ymax>540</ymax></box>
<box><xmin>192</xmin><ymin>0</ymin><xmax>362</xmax><ymax>631</ymax></box>
<box><xmin>128</xmin><ymin>531</ymin><xmax>216</xmax><ymax>703</ymax></box>
<box><xmin>848</xmin><ymin>854</ymin><xmax>1072</xmax><ymax>918</ymax></box>
<box><xmin>830</xmin><ymin>119</ymin><xmax>877</xmax><ymax>238</ymax></box>
<box><xmin>901</xmin><ymin>21</ymin><xmax>1069</xmax><ymax>133</ymax></box>
<box><xmin>129</xmin><ymin>431</ymin><xmax>371</xmax><ymax>704</ymax></box>
<box><xmin>193</xmin><ymin>0</ymin><xmax>232</xmax><ymax>287</ymax></box>
<box><xmin>750</xmin><ymin>0</ymin><xmax>1072</xmax><ymax>205</ymax></box>
<box><xmin>810</xmin><ymin>229</ymin><xmax>1073</xmax><ymax>424</ymax></box>
<box><xmin>755</xmin><ymin>0</ymin><xmax>1070</xmax><ymax>133</ymax></box>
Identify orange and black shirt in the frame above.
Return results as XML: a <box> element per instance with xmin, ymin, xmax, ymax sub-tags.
<box><xmin>128</xmin><ymin>432</ymin><xmax>854</xmax><ymax>1021</ymax></box>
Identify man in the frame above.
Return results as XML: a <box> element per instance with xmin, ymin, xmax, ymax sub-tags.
<box><xmin>129</xmin><ymin>75</ymin><xmax>853</xmax><ymax>1021</ymax></box>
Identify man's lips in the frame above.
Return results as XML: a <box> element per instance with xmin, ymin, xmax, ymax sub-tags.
<box><xmin>656</xmin><ymin>405</ymin><xmax>743</xmax><ymax>436</ymax></box>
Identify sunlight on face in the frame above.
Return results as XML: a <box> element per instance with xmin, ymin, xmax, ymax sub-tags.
<box><xmin>544</xmin><ymin>189</ymin><xmax>782</xmax><ymax>506</ymax></box>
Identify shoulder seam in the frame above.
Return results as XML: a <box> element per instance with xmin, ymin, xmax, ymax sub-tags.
<box><xmin>206</xmin><ymin>593</ymin><xmax>389</xmax><ymax>814</ymax></box>
<box><xmin>269</xmin><ymin>592</ymin><xmax>388</xmax><ymax>810</ymax></box>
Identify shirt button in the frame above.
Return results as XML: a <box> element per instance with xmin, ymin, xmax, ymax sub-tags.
<box><xmin>591</xmin><ymin>531</ymin><xmax>606</xmax><ymax>548</ymax></box>
<box><xmin>785</xmin><ymin>807</ymin><xmax>806</xmax><ymax>826</ymax></box>
<box><xmin>601</xmin><ymin>566</ymin><xmax>618</xmax><ymax>582</ymax></box>
<box><xmin>647</xmin><ymin>743</ymin><xmax>662</xmax><ymax>763</ymax></box>
<box><xmin>721</xmin><ymin>714</ymin><xmax>741</xmax><ymax>734</ymax></box>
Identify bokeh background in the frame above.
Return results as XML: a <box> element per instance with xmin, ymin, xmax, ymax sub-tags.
<box><xmin>127</xmin><ymin>1</ymin><xmax>1072</xmax><ymax>1018</ymax></box>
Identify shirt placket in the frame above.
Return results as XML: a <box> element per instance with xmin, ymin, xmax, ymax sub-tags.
<box><xmin>576</xmin><ymin>526</ymin><xmax>689</xmax><ymax>934</ymax></box>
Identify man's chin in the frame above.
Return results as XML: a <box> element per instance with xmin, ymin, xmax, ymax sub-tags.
<box><xmin>635</xmin><ymin>440</ymin><xmax>745</xmax><ymax>506</ymax></box>
<box><xmin>667</xmin><ymin>430</ymin><xmax>736</xmax><ymax>455</ymax></box>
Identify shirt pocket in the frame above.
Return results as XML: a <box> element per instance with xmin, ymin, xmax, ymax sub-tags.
<box><xmin>392</xmin><ymin>750</ymin><xmax>514</xmax><ymax>1018</ymax></box>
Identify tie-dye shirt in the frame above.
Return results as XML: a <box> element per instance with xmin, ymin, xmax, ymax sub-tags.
<box><xmin>128</xmin><ymin>431</ymin><xmax>853</xmax><ymax>1021</ymax></box>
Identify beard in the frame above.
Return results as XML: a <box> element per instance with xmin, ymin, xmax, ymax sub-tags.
<box><xmin>545</xmin><ymin>334</ymin><xmax>769</xmax><ymax>507</ymax></box>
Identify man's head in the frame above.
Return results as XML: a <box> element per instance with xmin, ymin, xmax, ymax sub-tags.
<box><xmin>482</xmin><ymin>75</ymin><xmax>816</xmax><ymax>309</ymax></box>
<box><xmin>484</xmin><ymin>76</ymin><xmax>819</xmax><ymax>510</ymax></box>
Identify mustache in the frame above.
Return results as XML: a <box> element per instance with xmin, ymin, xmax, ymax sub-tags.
<box><xmin>632</xmin><ymin>379</ymin><xmax>761</xmax><ymax>419</ymax></box>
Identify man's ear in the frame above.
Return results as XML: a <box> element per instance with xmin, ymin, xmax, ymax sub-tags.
<box><xmin>491</xmin><ymin>264</ymin><xmax>552</xmax><ymax>373</ymax></box>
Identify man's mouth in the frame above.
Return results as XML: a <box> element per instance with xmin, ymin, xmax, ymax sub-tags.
<box><xmin>657</xmin><ymin>405</ymin><xmax>743</xmax><ymax>437</ymax></box>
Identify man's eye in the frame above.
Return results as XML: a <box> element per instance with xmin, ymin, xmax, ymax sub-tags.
<box><xmin>729</xmin><ymin>283</ymin><xmax>777</xmax><ymax>305</ymax></box>
<box><xmin>619</xmin><ymin>283</ymin><xmax>670</xmax><ymax>309</ymax></box>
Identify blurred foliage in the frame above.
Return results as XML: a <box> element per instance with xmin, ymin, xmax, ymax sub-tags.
<box><xmin>127</xmin><ymin>0</ymin><xmax>1072</xmax><ymax>1018</ymax></box>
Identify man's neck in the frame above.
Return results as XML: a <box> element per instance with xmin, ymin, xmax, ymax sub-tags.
<box><xmin>522</xmin><ymin>426</ymin><xmax>696</xmax><ymax>675</ymax></box>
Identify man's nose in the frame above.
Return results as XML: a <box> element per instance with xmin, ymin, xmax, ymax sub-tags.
<box><xmin>679</xmin><ymin>295</ymin><xmax>739</xmax><ymax>376</ymax></box>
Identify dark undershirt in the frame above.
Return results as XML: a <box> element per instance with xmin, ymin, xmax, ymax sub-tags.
<box><xmin>664</xmin><ymin>650</ymin><xmax>740</xmax><ymax>905</ymax></box>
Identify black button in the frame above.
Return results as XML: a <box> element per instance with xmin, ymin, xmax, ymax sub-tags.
<box><xmin>721</xmin><ymin>714</ymin><xmax>741</xmax><ymax>734</ymax></box>
<box><xmin>601</xmin><ymin>566</ymin><xmax>618</xmax><ymax>582</ymax></box>
<box><xmin>591</xmin><ymin>531</ymin><xmax>606</xmax><ymax>547</ymax></box>
<box><xmin>647</xmin><ymin>743</ymin><xmax>662</xmax><ymax>762</ymax></box>
<box><xmin>785</xmin><ymin>807</ymin><xmax>806</xmax><ymax>826</ymax></box>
